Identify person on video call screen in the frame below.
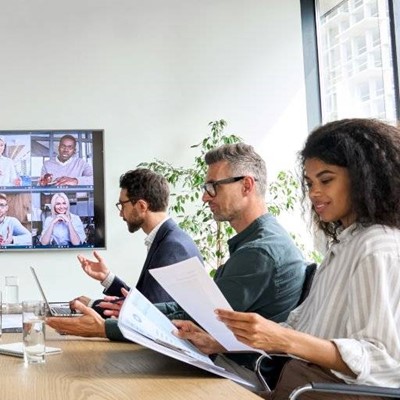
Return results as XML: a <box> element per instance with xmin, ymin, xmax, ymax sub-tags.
<box><xmin>0</xmin><ymin>193</ymin><xmax>31</xmax><ymax>246</ymax></box>
<box><xmin>40</xmin><ymin>134</ymin><xmax>93</xmax><ymax>186</ymax></box>
<box><xmin>39</xmin><ymin>192</ymin><xmax>86</xmax><ymax>246</ymax></box>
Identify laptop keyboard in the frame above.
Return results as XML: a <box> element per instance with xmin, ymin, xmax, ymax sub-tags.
<box><xmin>51</xmin><ymin>306</ymin><xmax>74</xmax><ymax>315</ymax></box>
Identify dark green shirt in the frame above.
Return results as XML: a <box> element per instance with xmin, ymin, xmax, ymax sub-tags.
<box><xmin>157</xmin><ymin>213</ymin><xmax>306</xmax><ymax>321</ymax></box>
<box><xmin>106</xmin><ymin>214</ymin><xmax>306</xmax><ymax>340</ymax></box>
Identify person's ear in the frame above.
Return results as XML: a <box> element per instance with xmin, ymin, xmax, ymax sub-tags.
<box><xmin>136</xmin><ymin>199</ymin><xmax>149</xmax><ymax>213</ymax></box>
<box><xmin>242</xmin><ymin>176</ymin><xmax>255</xmax><ymax>194</ymax></box>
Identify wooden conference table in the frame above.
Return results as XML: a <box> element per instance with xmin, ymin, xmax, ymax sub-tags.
<box><xmin>0</xmin><ymin>329</ymin><xmax>260</xmax><ymax>400</ymax></box>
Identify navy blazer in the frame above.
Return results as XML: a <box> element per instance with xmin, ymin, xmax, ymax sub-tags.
<box><xmin>93</xmin><ymin>219</ymin><xmax>202</xmax><ymax>315</ymax></box>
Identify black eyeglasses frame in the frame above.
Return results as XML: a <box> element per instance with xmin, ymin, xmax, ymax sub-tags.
<box><xmin>202</xmin><ymin>176</ymin><xmax>247</xmax><ymax>198</ymax></box>
<box><xmin>115</xmin><ymin>199</ymin><xmax>134</xmax><ymax>212</ymax></box>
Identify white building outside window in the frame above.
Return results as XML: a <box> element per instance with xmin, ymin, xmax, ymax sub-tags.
<box><xmin>316</xmin><ymin>0</ymin><xmax>397</xmax><ymax>123</ymax></box>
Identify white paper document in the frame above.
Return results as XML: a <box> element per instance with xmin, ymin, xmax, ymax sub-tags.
<box><xmin>2</xmin><ymin>313</ymin><xmax>22</xmax><ymax>330</ymax></box>
<box><xmin>118</xmin><ymin>287</ymin><xmax>256</xmax><ymax>388</ymax></box>
<box><xmin>150</xmin><ymin>257</ymin><xmax>266</xmax><ymax>355</ymax></box>
<box><xmin>0</xmin><ymin>342</ymin><xmax>61</xmax><ymax>358</ymax></box>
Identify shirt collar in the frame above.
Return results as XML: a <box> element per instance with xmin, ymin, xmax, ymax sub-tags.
<box><xmin>56</xmin><ymin>156</ymin><xmax>74</xmax><ymax>166</ymax></box>
<box><xmin>144</xmin><ymin>216</ymin><xmax>170</xmax><ymax>251</ymax></box>
<box><xmin>323</xmin><ymin>222</ymin><xmax>362</xmax><ymax>265</ymax></box>
<box><xmin>335</xmin><ymin>222</ymin><xmax>361</xmax><ymax>244</ymax></box>
<box><xmin>228</xmin><ymin>213</ymin><xmax>270</xmax><ymax>253</ymax></box>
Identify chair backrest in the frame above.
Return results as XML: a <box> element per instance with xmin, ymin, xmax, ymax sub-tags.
<box><xmin>297</xmin><ymin>263</ymin><xmax>317</xmax><ymax>306</ymax></box>
<box><xmin>289</xmin><ymin>382</ymin><xmax>400</xmax><ymax>399</ymax></box>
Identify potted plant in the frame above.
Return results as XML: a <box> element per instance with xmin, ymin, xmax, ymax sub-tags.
<box><xmin>139</xmin><ymin>120</ymin><xmax>318</xmax><ymax>270</ymax></box>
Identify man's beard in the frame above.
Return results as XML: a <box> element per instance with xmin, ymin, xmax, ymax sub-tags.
<box><xmin>212</xmin><ymin>212</ymin><xmax>227</xmax><ymax>222</ymax></box>
<box><xmin>127</xmin><ymin>217</ymin><xmax>145</xmax><ymax>233</ymax></box>
<box><xmin>210</xmin><ymin>208</ymin><xmax>230</xmax><ymax>222</ymax></box>
<box><xmin>210</xmin><ymin>208</ymin><xmax>240</xmax><ymax>224</ymax></box>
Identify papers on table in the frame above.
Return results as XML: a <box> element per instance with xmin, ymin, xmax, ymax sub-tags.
<box><xmin>2</xmin><ymin>313</ymin><xmax>22</xmax><ymax>332</ymax></box>
<box><xmin>0</xmin><ymin>342</ymin><xmax>61</xmax><ymax>358</ymax></box>
<box><xmin>118</xmin><ymin>287</ymin><xmax>256</xmax><ymax>388</ymax></box>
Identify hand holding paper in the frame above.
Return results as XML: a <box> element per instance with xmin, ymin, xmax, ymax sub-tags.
<box><xmin>117</xmin><ymin>286</ymin><xmax>257</xmax><ymax>388</ymax></box>
<box><xmin>172</xmin><ymin>319</ymin><xmax>226</xmax><ymax>354</ymax></box>
<box><xmin>150</xmin><ymin>257</ymin><xmax>266</xmax><ymax>355</ymax></box>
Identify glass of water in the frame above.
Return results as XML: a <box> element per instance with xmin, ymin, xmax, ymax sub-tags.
<box><xmin>5</xmin><ymin>276</ymin><xmax>19</xmax><ymax>312</ymax></box>
<box><xmin>22</xmin><ymin>300</ymin><xmax>46</xmax><ymax>364</ymax></box>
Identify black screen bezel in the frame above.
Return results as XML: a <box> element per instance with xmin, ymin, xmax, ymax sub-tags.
<box><xmin>0</xmin><ymin>129</ymin><xmax>106</xmax><ymax>251</ymax></box>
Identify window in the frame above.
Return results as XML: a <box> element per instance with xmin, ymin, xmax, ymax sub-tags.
<box><xmin>355</xmin><ymin>35</ymin><xmax>367</xmax><ymax>55</ymax></box>
<box><xmin>301</xmin><ymin>0</ymin><xmax>400</xmax><ymax>128</ymax></box>
<box><xmin>359</xmin><ymin>82</ymin><xmax>370</xmax><ymax>101</ymax></box>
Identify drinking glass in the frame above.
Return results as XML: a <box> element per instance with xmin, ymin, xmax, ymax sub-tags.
<box><xmin>5</xmin><ymin>276</ymin><xmax>19</xmax><ymax>306</ymax></box>
<box><xmin>22</xmin><ymin>300</ymin><xmax>46</xmax><ymax>364</ymax></box>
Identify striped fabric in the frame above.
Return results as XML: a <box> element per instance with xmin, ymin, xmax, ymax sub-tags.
<box><xmin>283</xmin><ymin>223</ymin><xmax>400</xmax><ymax>388</ymax></box>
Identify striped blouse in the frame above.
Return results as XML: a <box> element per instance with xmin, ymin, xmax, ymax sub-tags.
<box><xmin>283</xmin><ymin>223</ymin><xmax>400</xmax><ymax>387</ymax></box>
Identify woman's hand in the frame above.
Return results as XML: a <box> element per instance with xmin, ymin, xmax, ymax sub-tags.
<box><xmin>215</xmin><ymin>309</ymin><xmax>355</xmax><ymax>376</ymax></box>
<box><xmin>53</xmin><ymin>214</ymin><xmax>69</xmax><ymax>224</ymax></box>
<box><xmin>215</xmin><ymin>309</ymin><xmax>288</xmax><ymax>352</ymax></box>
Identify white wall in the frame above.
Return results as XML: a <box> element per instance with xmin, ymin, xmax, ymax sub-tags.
<box><xmin>0</xmin><ymin>0</ymin><xmax>309</xmax><ymax>301</ymax></box>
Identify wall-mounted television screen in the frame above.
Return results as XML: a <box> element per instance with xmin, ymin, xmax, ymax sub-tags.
<box><xmin>0</xmin><ymin>130</ymin><xmax>105</xmax><ymax>251</ymax></box>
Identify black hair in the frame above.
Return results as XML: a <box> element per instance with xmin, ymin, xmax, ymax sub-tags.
<box><xmin>299</xmin><ymin>118</ymin><xmax>400</xmax><ymax>240</ymax></box>
<box><xmin>119</xmin><ymin>168</ymin><xmax>169</xmax><ymax>212</ymax></box>
<box><xmin>59</xmin><ymin>134</ymin><xmax>77</xmax><ymax>146</ymax></box>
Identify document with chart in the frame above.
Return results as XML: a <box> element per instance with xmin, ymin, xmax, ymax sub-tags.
<box><xmin>117</xmin><ymin>287</ymin><xmax>256</xmax><ymax>388</ymax></box>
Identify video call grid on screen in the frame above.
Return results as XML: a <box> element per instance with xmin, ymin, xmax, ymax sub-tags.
<box><xmin>0</xmin><ymin>130</ymin><xmax>106</xmax><ymax>251</ymax></box>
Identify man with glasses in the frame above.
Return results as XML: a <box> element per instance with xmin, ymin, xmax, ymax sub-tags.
<box><xmin>40</xmin><ymin>134</ymin><xmax>93</xmax><ymax>186</ymax></box>
<box><xmin>0</xmin><ymin>193</ymin><xmax>31</xmax><ymax>246</ymax></box>
<box><xmin>48</xmin><ymin>144</ymin><xmax>305</xmax><ymax>389</ymax></box>
<box><xmin>159</xmin><ymin>143</ymin><xmax>305</xmax><ymax>319</ymax></box>
<box><xmin>159</xmin><ymin>143</ymin><xmax>306</xmax><ymax>389</ymax></box>
<box><xmin>67</xmin><ymin>168</ymin><xmax>202</xmax><ymax>314</ymax></box>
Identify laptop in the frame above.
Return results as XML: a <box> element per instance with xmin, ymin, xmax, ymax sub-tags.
<box><xmin>30</xmin><ymin>266</ymin><xmax>80</xmax><ymax>317</ymax></box>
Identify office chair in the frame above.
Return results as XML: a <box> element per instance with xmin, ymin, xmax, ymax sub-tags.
<box><xmin>289</xmin><ymin>382</ymin><xmax>400</xmax><ymax>399</ymax></box>
<box><xmin>254</xmin><ymin>262</ymin><xmax>318</xmax><ymax>392</ymax></box>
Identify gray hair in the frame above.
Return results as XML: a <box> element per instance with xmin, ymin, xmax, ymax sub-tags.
<box><xmin>205</xmin><ymin>143</ymin><xmax>267</xmax><ymax>197</ymax></box>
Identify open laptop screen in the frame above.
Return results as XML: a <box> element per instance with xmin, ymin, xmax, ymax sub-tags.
<box><xmin>30</xmin><ymin>266</ymin><xmax>79</xmax><ymax>317</ymax></box>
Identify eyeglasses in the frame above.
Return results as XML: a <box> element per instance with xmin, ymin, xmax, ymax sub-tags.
<box><xmin>115</xmin><ymin>199</ymin><xmax>133</xmax><ymax>212</ymax></box>
<box><xmin>0</xmin><ymin>203</ymin><xmax>7</xmax><ymax>208</ymax></box>
<box><xmin>202</xmin><ymin>176</ymin><xmax>247</xmax><ymax>198</ymax></box>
